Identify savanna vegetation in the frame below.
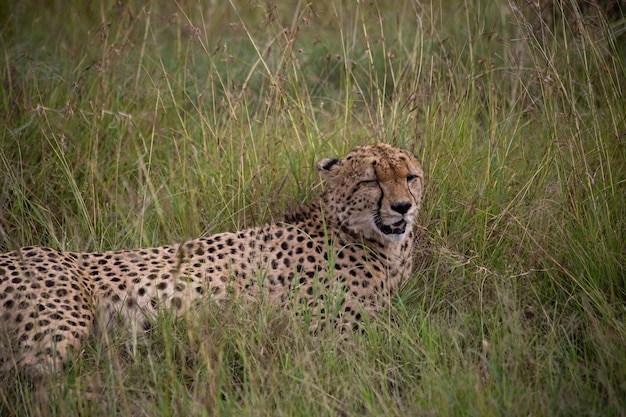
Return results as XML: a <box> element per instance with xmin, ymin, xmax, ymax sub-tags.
<box><xmin>1</xmin><ymin>0</ymin><xmax>625</xmax><ymax>415</ymax></box>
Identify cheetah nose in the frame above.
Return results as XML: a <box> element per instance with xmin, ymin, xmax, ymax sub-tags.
<box><xmin>391</xmin><ymin>201</ymin><xmax>412</xmax><ymax>215</ymax></box>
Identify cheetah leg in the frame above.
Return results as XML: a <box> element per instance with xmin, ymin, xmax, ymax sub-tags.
<box><xmin>10</xmin><ymin>277</ymin><xmax>96</xmax><ymax>377</ymax></box>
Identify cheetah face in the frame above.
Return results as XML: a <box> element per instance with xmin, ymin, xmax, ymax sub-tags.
<box><xmin>318</xmin><ymin>143</ymin><xmax>424</xmax><ymax>243</ymax></box>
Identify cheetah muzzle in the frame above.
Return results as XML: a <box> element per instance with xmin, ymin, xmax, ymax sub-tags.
<box><xmin>0</xmin><ymin>143</ymin><xmax>424</xmax><ymax>377</ymax></box>
<box><xmin>376</xmin><ymin>217</ymin><xmax>408</xmax><ymax>236</ymax></box>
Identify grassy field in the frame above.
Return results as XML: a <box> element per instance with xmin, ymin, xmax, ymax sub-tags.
<box><xmin>1</xmin><ymin>0</ymin><xmax>625</xmax><ymax>415</ymax></box>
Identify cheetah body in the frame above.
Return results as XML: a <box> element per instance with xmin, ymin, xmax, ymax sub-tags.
<box><xmin>0</xmin><ymin>144</ymin><xmax>424</xmax><ymax>375</ymax></box>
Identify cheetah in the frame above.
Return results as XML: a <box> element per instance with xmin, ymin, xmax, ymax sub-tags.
<box><xmin>0</xmin><ymin>143</ymin><xmax>424</xmax><ymax>376</ymax></box>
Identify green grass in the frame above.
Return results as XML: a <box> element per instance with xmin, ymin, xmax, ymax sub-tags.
<box><xmin>1</xmin><ymin>0</ymin><xmax>625</xmax><ymax>415</ymax></box>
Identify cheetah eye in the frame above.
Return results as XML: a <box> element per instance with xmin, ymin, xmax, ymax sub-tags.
<box><xmin>406</xmin><ymin>174</ymin><xmax>419</xmax><ymax>183</ymax></box>
<box><xmin>361</xmin><ymin>179</ymin><xmax>378</xmax><ymax>185</ymax></box>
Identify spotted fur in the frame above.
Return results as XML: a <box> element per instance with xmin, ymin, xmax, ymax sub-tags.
<box><xmin>0</xmin><ymin>143</ymin><xmax>424</xmax><ymax>376</ymax></box>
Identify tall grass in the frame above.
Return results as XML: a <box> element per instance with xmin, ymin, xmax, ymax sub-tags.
<box><xmin>1</xmin><ymin>0</ymin><xmax>625</xmax><ymax>415</ymax></box>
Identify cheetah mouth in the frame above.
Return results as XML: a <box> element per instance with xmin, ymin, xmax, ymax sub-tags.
<box><xmin>375</xmin><ymin>218</ymin><xmax>407</xmax><ymax>235</ymax></box>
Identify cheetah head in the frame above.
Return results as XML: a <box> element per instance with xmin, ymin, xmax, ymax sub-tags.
<box><xmin>318</xmin><ymin>143</ymin><xmax>424</xmax><ymax>243</ymax></box>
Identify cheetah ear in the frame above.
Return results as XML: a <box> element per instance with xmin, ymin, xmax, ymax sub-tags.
<box><xmin>317</xmin><ymin>158</ymin><xmax>342</xmax><ymax>180</ymax></box>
